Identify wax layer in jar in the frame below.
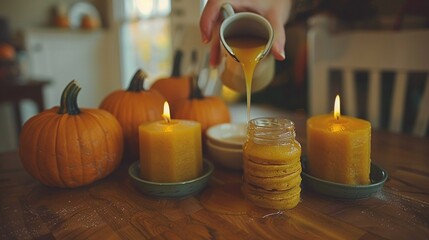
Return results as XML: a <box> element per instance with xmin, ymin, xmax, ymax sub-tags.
<box><xmin>243</xmin><ymin>139</ymin><xmax>302</xmax><ymax>210</ymax></box>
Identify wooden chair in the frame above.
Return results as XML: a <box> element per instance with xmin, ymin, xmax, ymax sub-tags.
<box><xmin>307</xmin><ymin>15</ymin><xmax>429</xmax><ymax>137</ymax></box>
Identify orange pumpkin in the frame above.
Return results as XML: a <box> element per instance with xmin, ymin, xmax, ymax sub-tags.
<box><xmin>53</xmin><ymin>15</ymin><xmax>70</xmax><ymax>28</ymax></box>
<box><xmin>19</xmin><ymin>80</ymin><xmax>123</xmax><ymax>188</ymax></box>
<box><xmin>0</xmin><ymin>43</ymin><xmax>15</xmax><ymax>60</ymax></box>
<box><xmin>100</xmin><ymin>69</ymin><xmax>165</xmax><ymax>161</ymax></box>
<box><xmin>172</xmin><ymin>76</ymin><xmax>230</xmax><ymax>136</ymax></box>
<box><xmin>150</xmin><ymin>49</ymin><xmax>195</xmax><ymax>105</ymax></box>
<box><xmin>150</xmin><ymin>75</ymin><xmax>191</xmax><ymax>105</ymax></box>
<box><xmin>80</xmin><ymin>14</ymin><xmax>99</xmax><ymax>30</ymax></box>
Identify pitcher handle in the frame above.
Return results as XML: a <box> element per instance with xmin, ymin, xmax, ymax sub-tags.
<box><xmin>221</xmin><ymin>3</ymin><xmax>235</xmax><ymax>19</ymax></box>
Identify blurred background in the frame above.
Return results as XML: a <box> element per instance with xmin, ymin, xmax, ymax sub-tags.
<box><xmin>0</xmin><ymin>0</ymin><xmax>428</xmax><ymax>152</ymax></box>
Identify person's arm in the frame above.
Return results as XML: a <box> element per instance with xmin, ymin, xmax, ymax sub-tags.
<box><xmin>199</xmin><ymin>0</ymin><xmax>293</xmax><ymax>66</ymax></box>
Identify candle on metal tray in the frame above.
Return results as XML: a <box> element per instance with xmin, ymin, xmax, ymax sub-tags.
<box><xmin>138</xmin><ymin>101</ymin><xmax>202</xmax><ymax>182</ymax></box>
<box><xmin>307</xmin><ymin>95</ymin><xmax>371</xmax><ymax>185</ymax></box>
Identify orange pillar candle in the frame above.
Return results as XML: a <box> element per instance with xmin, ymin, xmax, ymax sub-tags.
<box><xmin>138</xmin><ymin>101</ymin><xmax>202</xmax><ymax>182</ymax></box>
<box><xmin>307</xmin><ymin>95</ymin><xmax>371</xmax><ymax>185</ymax></box>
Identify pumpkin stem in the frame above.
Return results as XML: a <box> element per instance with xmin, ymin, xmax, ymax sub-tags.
<box><xmin>58</xmin><ymin>80</ymin><xmax>81</xmax><ymax>115</ymax></box>
<box><xmin>69</xmin><ymin>84</ymin><xmax>82</xmax><ymax>115</ymax></box>
<box><xmin>127</xmin><ymin>69</ymin><xmax>148</xmax><ymax>92</ymax></box>
<box><xmin>58</xmin><ymin>80</ymin><xmax>75</xmax><ymax>114</ymax></box>
<box><xmin>171</xmin><ymin>50</ymin><xmax>183</xmax><ymax>77</ymax></box>
<box><xmin>187</xmin><ymin>50</ymin><xmax>204</xmax><ymax>99</ymax></box>
<box><xmin>189</xmin><ymin>74</ymin><xmax>204</xmax><ymax>99</ymax></box>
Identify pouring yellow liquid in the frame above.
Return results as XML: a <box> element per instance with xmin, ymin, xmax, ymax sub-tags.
<box><xmin>226</xmin><ymin>36</ymin><xmax>267</xmax><ymax>121</ymax></box>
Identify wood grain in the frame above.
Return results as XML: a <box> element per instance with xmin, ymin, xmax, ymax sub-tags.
<box><xmin>1</xmin><ymin>110</ymin><xmax>428</xmax><ymax>240</ymax></box>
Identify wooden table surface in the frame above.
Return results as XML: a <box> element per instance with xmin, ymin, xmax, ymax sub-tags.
<box><xmin>1</xmin><ymin>106</ymin><xmax>428</xmax><ymax>240</ymax></box>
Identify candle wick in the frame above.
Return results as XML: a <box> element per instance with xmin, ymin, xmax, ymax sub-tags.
<box><xmin>161</xmin><ymin>114</ymin><xmax>171</xmax><ymax>123</ymax></box>
<box><xmin>162</xmin><ymin>115</ymin><xmax>171</xmax><ymax>123</ymax></box>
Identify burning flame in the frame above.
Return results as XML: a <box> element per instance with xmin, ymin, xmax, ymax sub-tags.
<box><xmin>162</xmin><ymin>101</ymin><xmax>171</xmax><ymax>123</ymax></box>
<box><xmin>334</xmin><ymin>95</ymin><xmax>340</xmax><ymax>120</ymax></box>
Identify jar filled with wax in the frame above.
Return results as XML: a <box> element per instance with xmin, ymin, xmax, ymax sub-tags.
<box><xmin>242</xmin><ymin>118</ymin><xmax>302</xmax><ymax>210</ymax></box>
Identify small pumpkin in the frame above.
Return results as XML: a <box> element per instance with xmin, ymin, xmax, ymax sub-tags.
<box><xmin>0</xmin><ymin>43</ymin><xmax>16</xmax><ymax>60</ymax></box>
<box><xmin>150</xmin><ymin>50</ymin><xmax>196</xmax><ymax>105</ymax></box>
<box><xmin>100</xmin><ymin>69</ymin><xmax>165</xmax><ymax>161</ymax></box>
<box><xmin>53</xmin><ymin>15</ymin><xmax>70</xmax><ymax>28</ymax></box>
<box><xmin>80</xmin><ymin>14</ymin><xmax>99</xmax><ymax>30</ymax></box>
<box><xmin>150</xmin><ymin>75</ymin><xmax>191</xmax><ymax>105</ymax></box>
<box><xmin>172</xmin><ymin>76</ymin><xmax>231</xmax><ymax>136</ymax></box>
<box><xmin>19</xmin><ymin>80</ymin><xmax>123</xmax><ymax>188</ymax></box>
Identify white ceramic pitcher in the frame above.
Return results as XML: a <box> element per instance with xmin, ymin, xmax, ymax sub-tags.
<box><xmin>219</xmin><ymin>3</ymin><xmax>275</xmax><ymax>93</ymax></box>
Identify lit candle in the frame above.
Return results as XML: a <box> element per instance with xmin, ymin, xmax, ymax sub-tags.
<box><xmin>138</xmin><ymin>101</ymin><xmax>203</xmax><ymax>182</ymax></box>
<box><xmin>307</xmin><ymin>95</ymin><xmax>371</xmax><ymax>185</ymax></box>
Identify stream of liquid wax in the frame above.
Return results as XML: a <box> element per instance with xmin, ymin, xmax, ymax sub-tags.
<box><xmin>203</xmin><ymin>37</ymin><xmax>285</xmax><ymax>217</ymax></box>
<box><xmin>227</xmin><ymin>36</ymin><xmax>266</xmax><ymax>122</ymax></box>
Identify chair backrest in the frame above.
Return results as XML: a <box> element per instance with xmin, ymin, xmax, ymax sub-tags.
<box><xmin>307</xmin><ymin>15</ymin><xmax>429</xmax><ymax>137</ymax></box>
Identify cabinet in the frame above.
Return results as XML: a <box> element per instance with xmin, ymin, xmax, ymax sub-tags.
<box><xmin>24</xmin><ymin>28</ymin><xmax>121</xmax><ymax>109</ymax></box>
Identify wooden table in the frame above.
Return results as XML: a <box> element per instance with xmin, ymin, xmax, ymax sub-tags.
<box><xmin>1</xmin><ymin>106</ymin><xmax>428</xmax><ymax>239</ymax></box>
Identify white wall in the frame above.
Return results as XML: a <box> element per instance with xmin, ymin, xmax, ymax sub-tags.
<box><xmin>0</xmin><ymin>0</ymin><xmax>109</xmax><ymax>34</ymax></box>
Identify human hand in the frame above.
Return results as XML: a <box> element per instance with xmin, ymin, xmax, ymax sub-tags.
<box><xmin>199</xmin><ymin>0</ymin><xmax>292</xmax><ymax>66</ymax></box>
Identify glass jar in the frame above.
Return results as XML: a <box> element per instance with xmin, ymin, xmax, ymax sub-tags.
<box><xmin>242</xmin><ymin>118</ymin><xmax>302</xmax><ymax>210</ymax></box>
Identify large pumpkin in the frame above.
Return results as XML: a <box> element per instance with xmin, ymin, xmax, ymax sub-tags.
<box><xmin>172</xmin><ymin>76</ymin><xmax>230</xmax><ymax>136</ymax></box>
<box><xmin>19</xmin><ymin>80</ymin><xmax>123</xmax><ymax>188</ymax></box>
<box><xmin>100</xmin><ymin>69</ymin><xmax>165</xmax><ymax>161</ymax></box>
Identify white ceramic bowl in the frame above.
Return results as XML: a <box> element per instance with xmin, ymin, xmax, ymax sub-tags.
<box><xmin>206</xmin><ymin>139</ymin><xmax>243</xmax><ymax>170</ymax></box>
<box><xmin>206</xmin><ymin>122</ymin><xmax>247</xmax><ymax>149</ymax></box>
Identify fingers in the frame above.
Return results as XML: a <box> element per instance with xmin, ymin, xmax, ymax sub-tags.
<box><xmin>209</xmin><ymin>25</ymin><xmax>221</xmax><ymax>66</ymax></box>
<box><xmin>270</xmin><ymin>0</ymin><xmax>292</xmax><ymax>61</ymax></box>
<box><xmin>267</xmin><ymin>16</ymin><xmax>286</xmax><ymax>61</ymax></box>
<box><xmin>199</xmin><ymin>1</ymin><xmax>222</xmax><ymax>44</ymax></box>
<box><xmin>200</xmin><ymin>0</ymin><xmax>289</xmax><ymax>64</ymax></box>
<box><xmin>200</xmin><ymin>0</ymin><xmax>228</xmax><ymax>66</ymax></box>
